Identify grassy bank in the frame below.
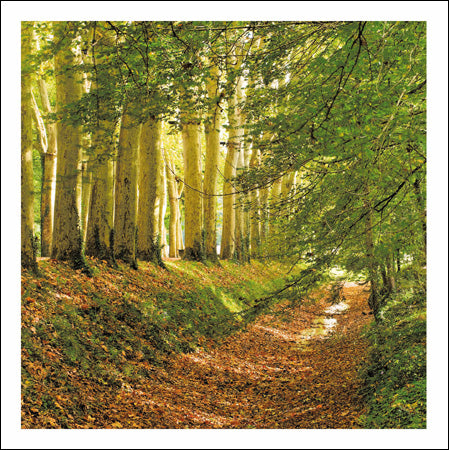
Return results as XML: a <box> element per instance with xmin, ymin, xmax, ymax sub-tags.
<box><xmin>358</xmin><ymin>277</ymin><xmax>426</xmax><ymax>429</ymax></box>
<box><xmin>21</xmin><ymin>257</ymin><xmax>286</xmax><ymax>428</ymax></box>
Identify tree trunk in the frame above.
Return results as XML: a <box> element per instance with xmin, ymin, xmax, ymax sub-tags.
<box><xmin>51</xmin><ymin>22</ymin><xmax>86</xmax><ymax>270</ymax></box>
<box><xmin>181</xmin><ymin>119</ymin><xmax>203</xmax><ymax>261</ymax></box>
<box><xmin>21</xmin><ymin>21</ymin><xmax>37</xmax><ymax>270</ymax></box>
<box><xmin>37</xmin><ymin>79</ymin><xmax>58</xmax><ymax>257</ymax></box>
<box><xmin>267</xmin><ymin>177</ymin><xmax>283</xmax><ymax>240</ymax></box>
<box><xmin>159</xmin><ymin>157</ymin><xmax>168</xmax><ymax>259</ymax></box>
<box><xmin>220</xmin><ymin>60</ymin><xmax>243</xmax><ymax>260</ymax></box>
<box><xmin>259</xmin><ymin>186</ymin><xmax>270</xmax><ymax>254</ymax></box>
<box><xmin>234</xmin><ymin>145</ymin><xmax>246</xmax><ymax>261</ymax></box>
<box><xmin>84</xmin><ymin>26</ymin><xmax>116</xmax><ymax>262</ymax></box>
<box><xmin>137</xmin><ymin>116</ymin><xmax>163</xmax><ymax>264</ymax></box>
<box><xmin>31</xmin><ymin>85</ymin><xmax>57</xmax><ymax>257</ymax></box>
<box><xmin>114</xmin><ymin>107</ymin><xmax>140</xmax><ymax>267</ymax></box>
<box><xmin>166</xmin><ymin>158</ymin><xmax>179</xmax><ymax>258</ymax></box>
<box><xmin>249</xmin><ymin>147</ymin><xmax>261</xmax><ymax>257</ymax></box>
<box><xmin>203</xmin><ymin>60</ymin><xmax>221</xmax><ymax>261</ymax></box>
<box><xmin>177</xmin><ymin>181</ymin><xmax>185</xmax><ymax>253</ymax></box>
<box><xmin>364</xmin><ymin>193</ymin><xmax>380</xmax><ymax>319</ymax></box>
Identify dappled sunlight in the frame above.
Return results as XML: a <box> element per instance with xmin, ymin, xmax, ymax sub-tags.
<box><xmin>254</xmin><ymin>325</ymin><xmax>304</xmax><ymax>343</ymax></box>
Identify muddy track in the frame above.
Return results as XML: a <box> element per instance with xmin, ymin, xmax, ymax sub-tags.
<box><xmin>105</xmin><ymin>283</ymin><xmax>373</xmax><ymax>428</ymax></box>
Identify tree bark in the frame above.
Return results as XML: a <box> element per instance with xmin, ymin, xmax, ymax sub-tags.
<box><xmin>159</xmin><ymin>157</ymin><xmax>168</xmax><ymax>259</ymax></box>
<box><xmin>181</xmin><ymin>119</ymin><xmax>204</xmax><ymax>261</ymax></box>
<box><xmin>220</xmin><ymin>54</ymin><xmax>243</xmax><ymax>260</ymax></box>
<box><xmin>364</xmin><ymin>192</ymin><xmax>380</xmax><ymax>319</ymax></box>
<box><xmin>31</xmin><ymin>85</ymin><xmax>57</xmax><ymax>257</ymax></box>
<box><xmin>84</xmin><ymin>26</ymin><xmax>116</xmax><ymax>262</ymax></box>
<box><xmin>234</xmin><ymin>144</ymin><xmax>246</xmax><ymax>261</ymax></box>
<box><xmin>114</xmin><ymin>107</ymin><xmax>140</xmax><ymax>267</ymax></box>
<box><xmin>51</xmin><ymin>22</ymin><xmax>85</xmax><ymax>269</ymax></box>
<box><xmin>166</xmin><ymin>157</ymin><xmax>180</xmax><ymax>258</ymax></box>
<box><xmin>137</xmin><ymin>116</ymin><xmax>163</xmax><ymax>263</ymax></box>
<box><xmin>249</xmin><ymin>147</ymin><xmax>261</xmax><ymax>257</ymax></box>
<box><xmin>203</xmin><ymin>60</ymin><xmax>222</xmax><ymax>261</ymax></box>
<box><xmin>21</xmin><ymin>21</ymin><xmax>37</xmax><ymax>270</ymax></box>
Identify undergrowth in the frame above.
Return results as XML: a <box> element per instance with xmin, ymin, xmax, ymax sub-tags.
<box><xmin>358</xmin><ymin>273</ymin><xmax>426</xmax><ymax>429</ymax></box>
<box><xmin>21</xmin><ymin>257</ymin><xmax>286</xmax><ymax>428</ymax></box>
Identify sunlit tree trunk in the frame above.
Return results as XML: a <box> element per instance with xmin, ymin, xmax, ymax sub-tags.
<box><xmin>31</xmin><ymin>83</ymin><xmax>57</xmax><ymax>258</ymax></box>
<box><xmin>21</xmin><ymin>21</ymin><xmax>37</xmax><ymax>270</ymax></box>
<box><xmin>259</xmin><ymin>186</ymin><xmax>270</xmax><ymax>253</ymax></box>
<box><xmin>137</xmin><ymin>116</ymin><xmax>163</xmax><ymax>264</ymax></box>
<box><xmin>221</xmin><ymin>52</ymin><xmax>243</xmax><ymax>260</ymax></box>
<box><xmin>51</xmin><ymin>22</ymin><xmax>85</xmax><ymax>269</ymax></box>
<box><xmin>177</xmin><ymin>181</ymin><xmax>185</xmax><ymax>253</ymax></box>
<box><xmin>158</xmin><ymin>152</ymin><xmax>168</xmax><ymax>259</ymax></box>
<box><xmin>203</xmin><ymin>60</ymin><xmax>221</xmax><ymax>261</ymax></box>
<box><xmin>181</xmin><ymin>117</ymin><xmax>203</xmax><ymax>261</ymax></box>
<box><xmin>249</xmin><ymin>147</ymin><xmax>261</xmax><ymax>257</ymax></box>
<box><xmin>37</xmin><ymin>78</ymin><xmax>58</xmax><ymax>257</ymax></box>
<box><xmin>234</xmin><ymin>146</ymin><xmax>246</xmax><ymax>261</ymax></box>
<box><xmin>268</xmin><ymin>177</ymin><xmax>283</xmax><ymax>240</ymax></box>
<box><xmin>85</xmin><ymin>26</ymin><xmax>116</xmax><ymax>262</ymax></box>
<box><xmin>114</xmin><ymin>106</ymin><xmax>140</xmax><ymax>267</ymax></box>
<box><xmin>166</xmin><ymin>157</ymin><xmax>180</xmax><ymax>258</ymax></box>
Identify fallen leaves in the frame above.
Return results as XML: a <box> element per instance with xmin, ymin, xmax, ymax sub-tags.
<box><xmin>21</xmin><ymin>258</ymin><xmax>372</xmax><ymax>429</ymax></box>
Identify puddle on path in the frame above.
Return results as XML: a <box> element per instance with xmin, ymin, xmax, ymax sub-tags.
<box><xmin>295</xmin><ymin>301</ymin><xmax>348</xmax><ymax>348</ymax></box>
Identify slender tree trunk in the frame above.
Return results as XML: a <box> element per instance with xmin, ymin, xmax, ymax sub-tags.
<box><xmin>267</xmin><ymin>177</ymin><xmax>283</xmax><ymax>240</ymax></box>
<box><xmin>203</xmin><ymin>61</ymin><xmax>222</xmax><ymax>261</ymax></box>
<box><xmin>220</xmin><ymin>60</ymin><xmax>242</xmax><ymax>260</ymax></box>
<box><xmin>259</xmin><ymin>186</ymin><xmax>270</xmax><ymax>254</ymax></box>
<box><xmin>234</xmin><ymin>145</ymin><xmax>246</xmax><ymax>261</ymax></box>
<box><xmin>166</xmin><ymin>158</ymin><xmax>179</xmax><ymax>258</ymax></box>
<box><xmin>249</xmin><ymin>147</ymin><xmax>261</xmax><ymax>257</ymax></box>
<box><xmin>51</xmin><ymin>22</ymin><xmax>86</xmax><ymax>270</ymax></box>
<box><xmin>137</xmin><ymin>116</ymin><xmax>163</xmax><ymax>264</ymax></box>
<box><xmin>364</xmin><ymin>192</ymin><xmax>380</xmax><ymax>318</ymax></box>
<box><xmin>181</xmin><ymin>118</ymin><xmax>203</xmax><ymax>261</ymax></box>
<box><xmin>114</xmin><ymin>107</ymin><xmax>140</xmax><ymax>267</ymax></box>
<box><xmin>31</xmin><ymin>85</ymin><xmax>57</xmax><ymax>257</ymax></box>
<box><xmin>413</xmin><ymin>177</ymin><xmax>427</xmax><ymax>263</ymax></box>
<box><xmin>37</xmin><ymin>79</ymin><xmax>58</xmax><ymax>257</ymax></box>
<box><xmin>21</xmin><ymin>22</ymin><xmax>37</xmax><ymax>270</ymax></box>
<box><xmin>177</xmin><ymin>181</ymin><xmax>185</xmax><ymax>253</ymax></box>
<box><xmin>159</xmin><ymin>158</ymin><xmax>168</xmax><ymax>259</ymax></box>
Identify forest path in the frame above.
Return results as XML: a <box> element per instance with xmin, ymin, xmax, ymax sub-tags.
<box><xmin>111</xmin><ymin>283</ymin><xmax>373</xmax><ymax>428</ymax></box>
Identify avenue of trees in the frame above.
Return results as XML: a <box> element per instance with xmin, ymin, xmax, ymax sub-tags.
<box><xmin>21</xmin><ymin>21</ymin><xmax>426</xmax><ymax>318</ymax></box>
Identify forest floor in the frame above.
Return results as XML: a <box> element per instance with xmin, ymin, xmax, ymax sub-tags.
<box><xmin>22</xmin><ymin>259</ymin><xmax>373</xmax><ymax>429</ymax></box>
<box><xmin>101</xmin><ymin>283</ymin><xmax>373</xmax><ymax>429</ymax></box>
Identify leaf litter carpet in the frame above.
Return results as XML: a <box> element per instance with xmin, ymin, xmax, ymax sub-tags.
<box><xmin>109</xmin><ymin>283</ymin><xmax>372</xmax><ymax>429</ymax></box>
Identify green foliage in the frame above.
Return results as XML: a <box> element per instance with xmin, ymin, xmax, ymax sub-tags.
<box><xmin>358</xmin><ymin>287</ymin><xmax>426</xmax><ymax>428</ymax></box>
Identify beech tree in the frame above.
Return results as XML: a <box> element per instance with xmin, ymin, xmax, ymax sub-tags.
<box><xmin>84</xmin><ymin>24</ymin><xmax>118</xmax><ymax>262</ymax></box>
<box><xmin>203</xmin><ymin>59</ymin><xmax>222</xmax><ymax>261</ymax></box>
<box><xmin>137</xmin><ymin>115</ymin><xmax>164</xmax><ymax>264</ymax></box>
<box><xmin>21</xmin><ymin>21</ymin><xmax>37</xmax><ymax>271</ymax></box>
<box><xmin>51</xmin><ymin>22</ymin><xmax>87</xmax><ymax>270</ymax></box>
<box><xmin>220</xmin><ymin>48</ymin><xmax>243</xmax><ymax>260</ymax></box>
<box><xmin>114</xmin><ymin>104</ymin><xmax>140</xmax><ymax>268</ymax></box>
<box><xmin>23</xmin><ymin>21</ymin><xmax>426</xmax><ymax>320</ymax></box>
<box><xmin>179</xmin><ymin>53</ymin><xmax>204</xmax><ymax>261</ymax></box>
